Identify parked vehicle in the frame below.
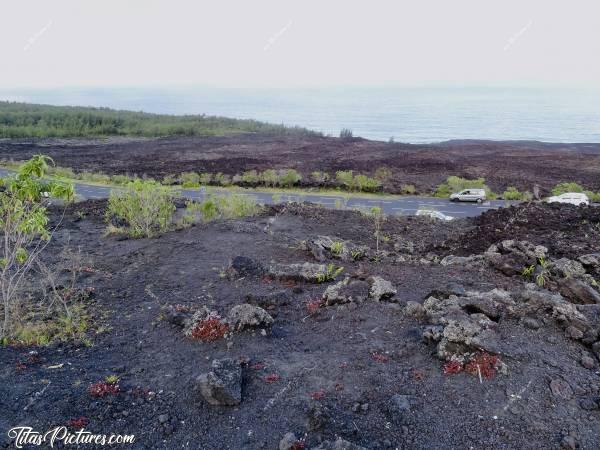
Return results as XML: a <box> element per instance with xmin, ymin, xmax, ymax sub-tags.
<box><xmin>416</xmin><ymin>209</ymin><xmax>454</xmax><ymax>221</ymax></box>
<box><xmin>449</xmin><ymin>189</ymin><xmax>486</xmax><ymax>203</ymax></box>
<box><xmin>546</xmin><ymin>192</ymin><xmax>589</xmax><ymax>206</ymax></box>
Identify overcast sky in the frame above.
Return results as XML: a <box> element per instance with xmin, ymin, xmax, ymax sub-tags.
<box><xmin>2</xmin><ymin>0</ymin><xmax>600</xmax><ymax>88</ymax></box>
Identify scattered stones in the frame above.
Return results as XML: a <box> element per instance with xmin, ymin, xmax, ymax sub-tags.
<box><xmin>566</xmin><ymin>326</ymin><xmax>584</xmax><ymax>340</ymax></box>
<box><xmin>311</xmin><ymin>438</ymin><xmax>367</xmax><ymax>450</ymax></box>
<box><xmin>196</xmin><ymin>358</ymin><xmax>242</xmax><ymax>406</ymax></box>
<box><xmin>388</xmin><ymin>394</ymin><xmax>412</xmax><ymax>414</ymax></box>
<box><xmin>426</xmin><ymin>283</ymin><xmax>466</xmax><ymax>299</ymax></box>
<box><xmin>578</xmin><ymin>253</ymin><xmax>600</xmax><ymax>269</ymax></box>
<box><xmin>551</xmin><ymin>258</ymin><xmax>586</xmax><ymax>279</ymax></box>
<box><xmin>439</xmin><ymin>255</ymin><xmax>484</xmax><ymax>266</ymax></box>
<box><xmin>368</xmin><ymin>276</ymin><xmax>397</xmax><ymax>301</ymax></box>
<box><xmin>522</xmin><ymin>317</ymin><xmax>542</xmax><ymax>330</ymax></box>
<box><xmin>227</xmin><ymin>304</ymin><xmax>273</xmax><ymax>332</ymax></box>
<box><xmin>322</xmin><ymin>278</ymin><xmax>370</xmax><ymax>305</ymax></box>
<box><xmin>549</xmin><ymin>379</ymin><xmax>573</xmax><ymax>400</ymax></box>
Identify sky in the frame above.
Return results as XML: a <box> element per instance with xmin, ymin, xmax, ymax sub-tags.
<box><xmin>2</xmin><ymin>0</ymin><xmax>600</xmax><ymax>89</ymax></box>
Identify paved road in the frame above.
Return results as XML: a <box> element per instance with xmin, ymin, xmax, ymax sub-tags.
<box><xmin>0</xmin><ymin>168</ymin><xmax>514</xmax><ymax>218</ymax></box>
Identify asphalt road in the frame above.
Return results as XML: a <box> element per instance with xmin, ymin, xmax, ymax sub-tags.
<box><xmin>0</xmin><ymin>168</ymin><xmax>513</xmax><ymax>218</ymax></box>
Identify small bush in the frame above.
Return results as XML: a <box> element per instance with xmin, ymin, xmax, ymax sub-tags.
<box><xmin>180</xmin><ymin>172</ymin><xmax>201</xmax><ymax>188</ymax></box>
<box><xmin>551</xmin><ymin>182</ymin><xmax>584</xmax><ymax>195</ymax></box>
<box><xmin>111</xmin><ymin>174</ymin><xmax>135</xmax><ymax>186</ymax></box>
<box><xmin>260</xmin><ymin>169</ymin><xmax>278</xmax><ymax>187</ymax></box>
<box><xmin>279</xmin><ymin>169</ymin><xmax>302</xmax><ymax>188</ymax></box>
<box><xmin>339</xmin><ymin>128</ymin><xmax>353</xmax><ymax>139</ymax></box>
<box><xmin>162</xmin><ymin>175</ymin><xmax>177</xmax><ymax>185</ymax></box>
<box><xmin>311</xmin><ymin>171</ymin><xmax>330</xmax><ymax>184</ymax></box>
<box><xmin>353</xmin><ymin>174</ymin><xmax>381</xmax><ymax>192</ymax></box>
<box><xmin>241</xmin><ymin>170</ymin><xmax>260</xmax><ymax>185</ymax></box>
<box><xmin>199</xmin><ymin>173</ymin><xmax>213</xmax><ymax>185</ymax></box>
<box><xmin>374</xmin><ymin>167</ymin><xmax>392</xmax><ymax>181</ymax></box>
<box><xmin>107</xmin><ymin>180</ymin><xmax>175</xmax><ymax>237</ymax></box>
<box><xmin>585</xmin><ymin>190</ymin><xmax>600</xmax><ymax>202</ymax></box>
<box><xmin>400</xmin><ymin>184</ymin><xmax>416</xmax><ymax>194</ymax></box>
<box><xmin>217</xmin><ymin>194</ymin><xmax>260</xmax><ymax>218</ymax></box>
<box><xmin>336</xmin><ymin>170</ymin><xmax>355</xmax><ymax>190</ymax></box>
<box><xmin>214</xmin><ymin>172</ymin><xmax>232</xmax><ymax>186</ymax></box>
<box><xmin>502</xmin><ymin>186</ymin><xmax>525</xmax><ymax>200</ymax></box>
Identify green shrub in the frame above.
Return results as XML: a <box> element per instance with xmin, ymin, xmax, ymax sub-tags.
<box><xmin>217</xmin><ymin>194</ymin><xmax>260</xmax><ymax>218</ymax></box>
<box><xmin>279</xmin><ymin>169</ymin><xmax>302</xmax><ymax>188</ymax></box>
<box><xmin>584</xmin><ymin>190</ymin><xmax>600</xmax><ymax>202</ymax></box>
<box><xmin>353</xmin><ymin>174</ymin><xmax>381</xmax><ymax>192</ymax></box>
<box><xmin>199</xmin><ymin>173</ymin><xmax>213</xmax><ymax>185</ymax></box>
<box><xmin>551</xmin><ymin>182</ymin><xmax>584</xmax><ymax>195</ymax></box>
<box><xmin>48</xmin><ymin>166</ymin><xmax>76</xmax><ymax>179</ymax></box>
<box><xmin>214</xmin><ymin>173</ymin><xmax>232</xmax><ymax>186</ymax></box>
<box><xmin>336</xmin><ymin>170</ymin><xmax>355</xmax><ymax>190</ymax></box>
<box><xmin>180</xmin><ymin>172</ymin><xmax>201</xmax><ymax>188</ymax></box>
<box><xmin>311</xmin><ymin>171</ymin><xmax>330</xmax><ymax>184</ymax></box>
<box><xmin>183</xmin><ymin>198</ymin><xmax>218</xmax><ymax>224</ymax></box>
<box><xmin>107</xmin><ymin>180</ymin><xmax>175</xmax><ymax>237</ymax></box>
<box><xmin>374</xmin><ymin>167</ymin><xmax>392</xmax><ymax>181</ymax></box>
<box><xmin>502</xmin><ymin>186</ymin><xmax>525</xmax><ymax>200</ymax></box>
<box><xmin>162</xmin><ymin>175</ymin><xmax>177</xmax><ymax>185</ymax></box>
<box><xmin>112</xmin><ymin>174</ymin><xmax>135</xmax><ymax>185</ymax></box>
<box><xmin>241</xmin><ymin>170</ymin><xmax>260</xmax><ymax>185</ymax></box>
<box><xmin>400</xmin><ymin>184</ymin><xmax>416</xmax><ymax>195</ymax></box>
<box><xmin>260</xmin><ymin>169</ymin><xmax>278</xmax><ymax>187</ymax></box>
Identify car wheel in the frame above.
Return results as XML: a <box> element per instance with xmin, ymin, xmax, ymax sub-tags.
<box><xmin>477</xmin><ymin>198</ymin><xmax>483</xmax><ymax>203</ymax></box>
<box><xmin>580</xmin><ymin>202</ymin><xmax>587</xmax><ymax>207</ymax></box>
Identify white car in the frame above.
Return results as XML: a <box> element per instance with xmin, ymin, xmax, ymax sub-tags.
<box><xmin>449</xmin><ymin>189</ymin><xmax>486</xmax><ymax>203</ymax></box>
<box><xmin>546</xmin><ymin>192</ymin><xmax>589</xmax><ymax>206</ymax></box>
<box><xmin>416</xmin><ymin>209</ymin><xmax>454</xmax><ymax>221</ymax></box>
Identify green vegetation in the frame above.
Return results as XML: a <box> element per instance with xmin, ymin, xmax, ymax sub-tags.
<box><xmin>335</xmin><ymin>170</ymin><xmax>381</xmax><ymax>193</ymax></box>
<box><xmin>502</xmin><ymin>186</ymin><xmax>532</xmax><ymax>201</ymax></box>
<box><xmin>434</xmin><ymin>176</ymin><xmax>496</xmax><ymax>199</ymax></box>
<box><xmin>179</xmin><ymin>172</ymin><xmax>201</xmax><ymax>188</ymax></box>
<box><xmin>316</xmin><ymin>264</ymin><xmax>344</xmax><ymax>283</ymax></box>
<box><xmin>184</xmin><ymin>193</ymin><xmax>260</xmax><ymax>225</ymax></box>
<box><xmin>0</xmin><ymin>155</ymin><xmax>74</xmax><ymax>341</ymax></box>
<box><xmin>0</xmin><ymin>102</ymin><xmax>319</xmax><ymax>138</ymax></box>
<box><xmin>106</xmin><ymin>180</ymin><xmax>175</xmax><ymax>238</ymax></box>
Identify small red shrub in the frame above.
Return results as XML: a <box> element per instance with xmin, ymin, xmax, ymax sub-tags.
<box><xmin>310</xmin><ymin>389</ymin><xmax>326</xmax><ymax>400</ymax></box>
<box><xmin>291</xmin><ymin>441</ymin><xmax>305</xmax><ymax>450</ymax></box>
<box><xmin>465</xmin><ymin>352</ymin><xmax>498</xmax><ymax>380</ymax></box>
<box><xmin>264</xmin><ymin>373</ymin><xmax>280</xmax><ymax>383</ymax></box>
<box><xmin>191</xmin><ymin>318</ymin><xmax>229</xmax><ymax>342</ymax></box>
<box><xmin>88</xmin><ymin>381</ymin><xmax>119</xmax><ymax>398</ymax></box>
<box><xmin>68</xmin><ymin>417</ymin><xmax>89</xmax><ymax>429</ymax></box>
<box><xmin>443</xmin><ymin>360</ymin><xmax>464</xmax><ymax>376</ymax></box>
<box><xmin>305</xmin><ymin>299</ymin><xmax>323</xmax><ymax>315</ymax></box>
<box><xmin>371</xmin><ymin>352</ymin><xmax>389</xmax><ymax>363</ymax></box>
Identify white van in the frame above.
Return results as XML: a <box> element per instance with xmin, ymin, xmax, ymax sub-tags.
<box><xmin>449</xmin><ymin>189</ymin><xmax>486</xmax><ymax>203</ymax></box>
<box><xmin>546</xmin><ymin>192</ymin><xmax>589</xmax><ymax>206</ymax></box>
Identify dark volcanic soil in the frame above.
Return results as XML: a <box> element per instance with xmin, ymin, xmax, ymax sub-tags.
<box><xmin>1</xmin><ymin>201</ymin><xmax>600</xmax><ymax>449</ymax></box>
<box><xmin>1</xmin><ymin>135</ymin><xmax>599</xmax><ymax>194</ymax></box>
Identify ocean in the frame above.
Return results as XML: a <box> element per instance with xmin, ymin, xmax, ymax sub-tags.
<box><xmin>2</xmin><ymin>86</ymin><xmax>600</xmax><ymax>143</ymax></box>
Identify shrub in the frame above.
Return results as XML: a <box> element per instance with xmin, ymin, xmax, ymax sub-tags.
<box><xmin>214</xmin><ymin>172</ymin><xmax>232</xmax><ymax>186</ymax></box>
<box><xmin>199</xmin><ymin>173</ymin><xmax>213</xmax><ymax>185</ymax></box>
<box><xmin>260</xmin><ymin>169</ymin><xmax>278</xmax><ymax>187</ymax></box>
<box><xmin>279</xmin><ymin>169</ymin><xmax>302</xmax><ymax>188</ymax></box>
<box><xmin>339</xmin><ymin>128</ymin><xmax>353</xmax><ymax>139</ymax></box>
<box><xmin>217</xmin><ymin>194</ymin><xmax>260</xmax><ymax>218</ymax></box>
<box><xmin>106</xmin><ymin>180</ymin><xmax>175</xmax><ymax>237</ymax></box>
<box><xmin>502</xmin><ymin>186</ymin><xmax>525</xmax><ymax>200</ymax></box>
<box><xmin>241</xmin><ymin>170</ymin><xmax>260</xmax><ymax>185</ymax></box>
<box><xmin>311</xmin><ymin>171</ymin><xmax>330</xmax><ymax>184</ymax></box>
<box><xmin>374</xmin><ymin>167</ymin><xmax>392</xmax><ymax>181</ymax></box>
<box><xmin>190</xmin><ymin>317</ymin><xmax>228</xmax><ymax>342</ymax></box>
<box><xmin>585</xmin><ymin>190</ymin><xmax>600</xmax><ymax>202</ymax></box>
<box><xmin>336</xmin><ymin>170</ymin><xmax>355</xmax><ymax>190</ymax></box>
<box><xmin>551</xmin><ymin>182</ymin><xmax>584</xmax><ymax>195</ymax></box>
<box><xmin>353</xmin><ymin>174</ymin><xmax>381</xmax><ymax>192</ymax></box>
<box><xmin>179</xmin><ymin>172</ymin><xmax>201</xmax><ymax>188</ymax></box>
<box><xmin>0</xmin><ymin>155</ymin><xmax>74</xmax><ymax>340</ymax></box>
<box><xmin>162</xmin><ymin>175</ymin><xmax>177</xmax><ymax>185</ymax></box>
<box><xmin>112</xmin><ymin>174</ymin><xmax>135</xmax><ymax>186</ymax></box>
<box><xmin>183</xmin><ymin>198</ymin><xmax>218</xmax><ymax>224</ymax></box>
<box><xmin>400</xmin><ymin>184</ymin><xmax>416</xmax><ymax>195</ymax></box>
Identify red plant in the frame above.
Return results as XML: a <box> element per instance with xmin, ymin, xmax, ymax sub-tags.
<box><xmin>250</xmin><ymin>362</ymin><xmax>265</xmax><ymax>370</ymax></box>
<box><xmin>88</xmin><ymin>381</ymin><xmax>119</xmax><ymax>398</ymax></box>
<box><xmin>264</xmin><ymin>373</ymin><xmax>280</xmax><ymax>383</ymax></box>
<box><xmin>310</xmin><ymin>389</ymin><xmax>326</xmax><ymax>400</ymax></box>
<box><xmin>443</xmin><ymin>360</ymin><xmax>463</xmax><ymax>376</ymax></box>
<box><xmin>305</xmin><ymin>299</ymin><xmax>323</xmax><ymax>315</ymax></box>
<box><xmin>291</xmin><ymin>442</ymin><xmax>305</xmax><ymax>450</ymax></box>
<box><xmin>190</xmin><ymin>318</ymin><xmax>229</xmax><ymax>342</ymax></box>
<box><xmin>371</xmin><ymin>352</ymin><xmax>389</xmax><ymax>363</ymax></box>
<box><xmin>261</xmin><ymin>276</ymin><xmax>273</xmax><ymax>284</ymax></box>
<box><xmin>174</xmin><ymin>304</ymin><xmax>190</xmax><ymax>312</ymax></box>
<box><xmin>465</xmin><ymin>352</ymin><xmax>498</xmax><ymax>380</ymax></box>
<box><xmin>68</xmin><ymin>417</ymin><xmax>89</xmax><ymax>429</ymax></box>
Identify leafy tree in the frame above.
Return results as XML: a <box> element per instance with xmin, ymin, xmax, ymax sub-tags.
<box><xmin>0</xmin><ymin>155</ymin><xmax>74</xmax><ymax>340</ymax></box>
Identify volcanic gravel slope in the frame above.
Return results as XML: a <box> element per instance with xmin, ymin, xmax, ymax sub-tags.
<box><xmin>0</xmin><ymin>135</ymin><xmax>599</xmax><ymax>194</ymax></box>
<box><xmin>1</xmin><ymin>201</ymin><xmax>599</xmax><ymax>449</ymax></box>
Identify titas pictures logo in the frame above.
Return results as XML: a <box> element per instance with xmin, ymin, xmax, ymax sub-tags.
<box><xmin>8</xmin><ymin>426</ymin><xmax>135</xmax><ymax>448</ymax></box>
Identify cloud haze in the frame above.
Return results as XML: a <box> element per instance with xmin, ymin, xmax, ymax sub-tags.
<box><xmin>2</xmin><ymin>0</ymin><xmax>599</xmax><ymax>88</ymax></box>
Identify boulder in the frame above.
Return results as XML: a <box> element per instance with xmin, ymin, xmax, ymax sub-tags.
<box><xmin>404</xmin><ymin>301</ymin><xmax>426</xmax><ymax>319</ymax></box>
<box><xmin>245</xmin><ymin>290</ymin><xmax>292</xmax><ymax>308</ymax></box>
<box><xmin>439</xmin><ymin>255</ymin><xmax>484</xmax><ymax>266</ymax></box>
<box><xmin>426</xmin><ymin>283</ymin><xmax>466</xmax><ymax>299</ymax></box>
<box><xmin>227</xmin><ymin>256</ymin><xmax>264</xmax><ymax>278</ymax></box>
<box><xmin>368</xmin><ymin>276</ymin><xmax>397</xmax><ymax>301</ymax></box>
<box><xmin>322</xmin><ymin>278</ymin><xmax>370</xmax><ymax>305</ymax></box>
<box><xmin>196</xmin><ymin>358</ymin><xmax>242</xmax><ymax>406</ymax></box>
<box><xmin>551</xmin><ymin>258</ymin><xmax>586</xmax><ymax>279</ymax></box>
<box><xmin>557</xmin><ymin>277</ymin><xmax>600</xmax><ymax>305</ymax></box>
<box><xmin>578</xmin><ymin>253</ymin><xmax>600</xmax><ymax>269</ymax></box>
<box><xmin>227</xmin><ymin>304</ymin><xmax>273</xmax><ymax>331</ymax></box>
<box><xmin>268</xmin><ymin>262</ymin><xmax>331</xmax><ymax>283</ymax></box>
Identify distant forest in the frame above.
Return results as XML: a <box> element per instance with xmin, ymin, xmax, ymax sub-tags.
<box><xmin>0</xmin><ymin>102</ymin><xmax>318</xmax><ymax>138</ymax></box>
